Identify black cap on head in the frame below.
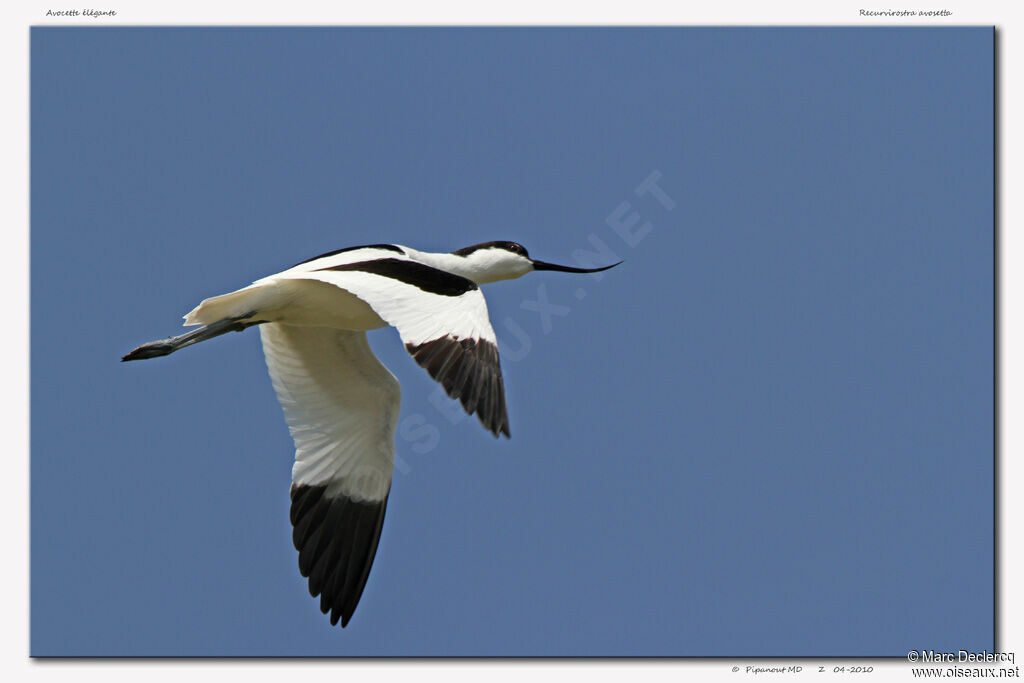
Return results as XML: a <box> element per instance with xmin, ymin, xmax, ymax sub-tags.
<box><xmin>452</xmin><ymin>241</ymin><xmax>529</xmax><ymax>258</ymax></box>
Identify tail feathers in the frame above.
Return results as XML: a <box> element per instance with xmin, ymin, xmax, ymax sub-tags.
<box><xmin>184</xmin><ymin>284</ymin><xmax>270</xmax><ymax>326</ymax></box>
<box><xmin>122</xmin><ymin>312</ymin><xmax>262</xmax><ymax>362</ymax></box>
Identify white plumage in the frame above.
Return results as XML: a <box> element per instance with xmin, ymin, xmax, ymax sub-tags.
<box><xmin>261</xmin><ymin>325</ymin><xmax>399</xmax><ymax>502</ymax></box>
<box><xmin>123</xmin><ymin>241</ymin><xmax>619</xmax><ymax>627</ymax></box>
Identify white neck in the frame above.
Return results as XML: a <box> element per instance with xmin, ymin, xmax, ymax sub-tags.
<box><xmin>403</xmin><ymin>247</ymin><xmax>531</xmax><ymax>285</ymax></box>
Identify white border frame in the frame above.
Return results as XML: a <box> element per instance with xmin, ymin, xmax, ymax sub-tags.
<box><xmin>6</xmin><ymin>3</ymin><xmax>1017</xmax><ymax>681</ymax></box>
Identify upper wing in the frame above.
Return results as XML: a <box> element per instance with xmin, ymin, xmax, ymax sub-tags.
<box><xmin>260</xmin><ymin>323</ymin><xmax>399</xmax><ymax>627</ymax></box>
<box><xmin>266</xmin><ymin>256</ymin><xmax>510</xmax><ymax>438</ymax></box>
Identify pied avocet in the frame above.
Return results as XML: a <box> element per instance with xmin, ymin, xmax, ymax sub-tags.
<box><xmin>122</xmin><ymin>241</ymin><xmax>620</xmax><ymax>627</ymax></box>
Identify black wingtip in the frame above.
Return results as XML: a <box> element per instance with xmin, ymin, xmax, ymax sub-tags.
<box><xmin>407</xmin><ymin>336</ymin><xmax>510</xmax><ymax>440</ymax></box>
<box><xmin>290</xmin><ymin>484</ymin><xmax>388</xmax><ymax>629</ymax></box>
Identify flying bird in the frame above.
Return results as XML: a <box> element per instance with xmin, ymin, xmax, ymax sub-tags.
<box><xmin>122</xmin><ymin>241</ymin><xmax>620</xmax><ymax>627</ymax></box>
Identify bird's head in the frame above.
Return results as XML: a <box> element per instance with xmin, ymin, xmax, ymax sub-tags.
<box><xmin>450</xmin><ymin>241</ymin><xmax>622</xmax><ymax>284</ymax></box>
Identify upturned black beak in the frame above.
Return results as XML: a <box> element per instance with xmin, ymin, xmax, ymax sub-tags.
<box><xmin>531</xmin><ymin>259</ymin><xmax>623</xmax><ymax>274</ymax></box>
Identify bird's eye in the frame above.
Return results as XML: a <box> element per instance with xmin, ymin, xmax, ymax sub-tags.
<box><xmin>509</xmin><ymin>242</ymin><xmax>526</xmax><ymax>255</ymax></box>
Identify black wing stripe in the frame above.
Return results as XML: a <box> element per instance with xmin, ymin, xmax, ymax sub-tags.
<box><xmin>317</xmin><ymin>258</ymin><xmax>477</xmax><ymax>297</ymax></box>
<box><xmin>406</xmin><ymin>336</ymin><xmax>510</xmax><ymax>438</ymax></box>
<box><xmin>292</xmin><ymin>243</ymin><xmax>404</xmax><ymax>268</ymax></box>
<box><xmin>290</xmin><ymin>484</ymin><xmax>389</xmax><ymax>628</ymax></box>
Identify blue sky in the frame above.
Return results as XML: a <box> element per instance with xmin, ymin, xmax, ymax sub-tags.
<box><xmin>31</xmin><ymin>27</ymin><xmax>993</xmax><ymax>656</ymax></box>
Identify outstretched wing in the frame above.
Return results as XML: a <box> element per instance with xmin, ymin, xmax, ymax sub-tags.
<box><xmin>266</xmin><ymin>255</ymin><xmax>510</xmax><ymax>438</ymax></box>
<box><xmin>260</xmin><ymin>323</ymin><xmax>399</xmax><ymax>627</ymax></box>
